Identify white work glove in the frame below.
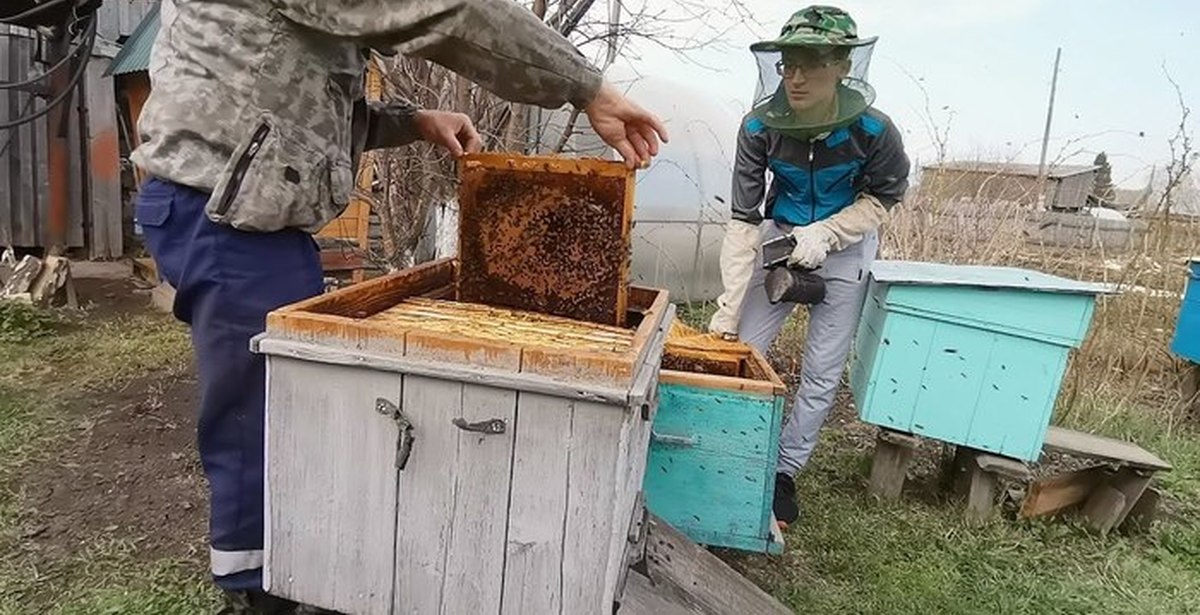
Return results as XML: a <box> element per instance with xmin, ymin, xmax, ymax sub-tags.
<box><xmin>708</xmin><ymin>219</ymin><xmax>761</xmax><ymax>339</ymax></box>
<box><xmin>787</xmin><ymin>223</ymin><xmax>838</xmax><ymax>269</ymax></box>
<box><xmin>789</xmin><ymin>193</ymin><xmax>891</xmax><ymax>268</ymax></box>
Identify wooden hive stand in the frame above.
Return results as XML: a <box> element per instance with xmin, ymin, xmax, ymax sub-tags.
<box><xmin>1020</xmin><ymin>426</ymin><xmax>1172</xmax><ymax>534</ymax></box>
<box><xmin>867</xmin><ymin>425</ymin><xmax>1172</xmax><ymax>534</ymax></box>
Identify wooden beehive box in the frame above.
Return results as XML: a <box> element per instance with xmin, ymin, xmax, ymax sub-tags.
<box><xmin>255</xmin><ymin>259</ymin><xmax>671</xmax><ymax>614</ymax></box>
<box><xmin>457</xmin><ymin>153</ymin><xmax>634</xmax><ymax>326</ymax></box>
<box><xmin>850</xmin><ymin>261</ymin><xmax>1112</xmax><ymax>462</ymax></box>
<box><xmin>642</xmin><ymin>323</ymin><xmax>787</xmax><ymax>554</ymax></box>
<box><xmin>1170</xmin><ymin>257</ymin><xmax>1200</xmax><ymax>363</ymax></box>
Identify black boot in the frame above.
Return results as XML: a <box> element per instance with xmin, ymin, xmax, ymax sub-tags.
<box><xmin>217</xmin><ymin>590</ymin><xmax>300</xmax><ymax>615</ymax></box>
<box><xmin>773</xmin><ymin>472</ymin><xmax>799</xmax><ymax>528</ymax></box>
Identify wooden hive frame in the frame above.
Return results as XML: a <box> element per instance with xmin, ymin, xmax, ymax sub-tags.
<box><xmin>455</xmin><ymin>153</ymin><xmax>636</xmax><ymax>327</ymax></box>
<box><xmin>264</xmin><ymin>257</ymin><xmax>668</xmax><ymax>390</ymax></box>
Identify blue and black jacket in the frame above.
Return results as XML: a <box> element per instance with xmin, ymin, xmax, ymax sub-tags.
<box><xmin>730</xmin><ymin>108</ymin><xmax>910</xmax><ymax>228</ymax></box>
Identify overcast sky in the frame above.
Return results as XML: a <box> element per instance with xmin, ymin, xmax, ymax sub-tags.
<box><xmin>609</xmin><ymin>0</ymin><xmax>1198</xmax><ymax>190</ymax></box>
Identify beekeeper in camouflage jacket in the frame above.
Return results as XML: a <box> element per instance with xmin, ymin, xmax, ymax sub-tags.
<box><xmin>131</xmin><ymin>1</ymin><xmax>667</xmax><ymax>612</ymax></box>
<box><xmin>707</xmin><ymin>5</ymin><xmax>910</xmax><ymax>528</ymax></box>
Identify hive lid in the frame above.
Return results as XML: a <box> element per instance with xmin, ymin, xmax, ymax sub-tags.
<box><xmin>869</xmin><ymin>260</ymin><xmax>1115</xmax><ymax>296</ymax></box>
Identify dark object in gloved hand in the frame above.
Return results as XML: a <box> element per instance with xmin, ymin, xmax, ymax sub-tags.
<box><xmin>765</xmin><ymin>266</ymin><xmax>826</xmax><ymax>305</ymax></box>
<box><xmin>760</xmin><ymin>233</ymin><xmax>826</xmax><ymax>305</ymax></box>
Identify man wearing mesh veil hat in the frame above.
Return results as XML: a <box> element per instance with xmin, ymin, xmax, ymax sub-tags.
<box><xmin>708</xmin><ymin>6</ymin><xmax>910</xmax><ymax>527</ymax></box>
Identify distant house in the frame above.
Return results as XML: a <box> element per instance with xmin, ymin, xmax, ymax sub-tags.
<box><xmin>919</xmin><ymin>161</ymin><xmax>1099</xmax><ymax>211</ymax></box>
<box><xmin>1109</xmin><ymin>187</ymin><xmax>1153</xmax><ymax>212</ymax></box>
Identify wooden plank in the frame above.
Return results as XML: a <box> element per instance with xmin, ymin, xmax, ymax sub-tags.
<box><xmin>642</xmin><ymin>515</ymin><xmax>791</xmax><ymax>615</ymax></box>
<box><xmin>263</xmin><ymin>358</ymin><xmax>399</xmax><ymax>615</ymax></box>
<box><xmin>501</xmin><ymin>393</ymin><xmax>571</xmax><ymax>615</ymax></box>
<box><xmin>1182</xmin><ymin>362</ymin><xmax>1200</xmax><ymax>417</ymax></box>
<box><xmin>271</xmin><ymin>257</ymin><xmax>455</xmax><ymax>320</ymax></box>
<box><xmin>1107</xmin><ymin>467</ymin><xmax>1154</xmax><ymax>530</ymax></box>
<box><xmin>1019</xmin><ymin>466</ymin><xmax>1109</xmax><ymax>519</ymax></box>
<box><xmin>14</xmin><ymin>38</ymin><xmax>34</xmax><ymax>246</ymax></box>
<box><xmin>1122</xmin><ymin>486</ymin><xmax>1161</xmax><ymax>534</ymax></box>
<box><xmin>1043</xmin><ymin>426</ymin><xmax>1172</xmax><ymax>471</ymax></box>
<box><xmin>441</xmin><ymin>384</ymin><xmax>517</xmax><ymax>615</ymax></box>
<box><xmin>617</xmin><ymin>570</ymin><xmax>701</xmax><ymax>615</ymax></box>
<box><xmin>869</xmin><ymin>429</ymin><xmax>917</xmax><ymax>501</ymax></box>
<box><xmin>521</xmin><ymin>345</ymin><xmax>634</xmax><ymax>391</ymax></box>
<box><xmin>86</xmin><ymin>60</ymin><xmax>124</xmax><ymax>257</ymax></box>
<box><xmin>561</xmin><ymin>400</ymin><xmax>624</xmax><ymax>613</ymax></box>
<box><xmin>404</xmin><ymin>329</ymin><xmax>523</xmax><ymax>372</ymax></box>
<box><xmin>603</xmin><ymin>404</ymin><xmax>639</xmax><ymax>609</ymax></box>
<box><xmin>65</xmin><ymin>56</ymin><xmax>84</xmax><ymax>249</ymax></box>
<box><xmin>658</xmin><ymin>369</ymin><xmax>781</xmax><ymax>396</ymax></box>
<box><xmin>34</xmin><ymin>89</ymin><xmax>50</xmax><ymax>246</ymax></box>
<box><xmin>393</xmin><ymin>376</ymin><xmax>462</xmax><ymax>614</ymax></box>
<box><xmin>0</xmin><ymin>31</ymin><xmax>11</xmax><ymax>247</ymax></box>
<box><xmin>975</xmin><ymin>452</ymin><xmax>1032</xmax><ymax>481</ymax></box>
<box><xmin>1080</xmin><ymin>485</ymin><xmax>1127</xmax><ymax>534</ymax></box>
<box><xmin>255</xmin><ymin>337</ymin><xmax>631</xmax><ymax>405</ymax></box>
<box><xmin>965</xmin><ymin>461</ymin><xmax>999</xmax><ymax>525</ymax></box>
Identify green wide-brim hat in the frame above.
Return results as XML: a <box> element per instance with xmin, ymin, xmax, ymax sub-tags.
<box><xmin>750</xmin><ymin>5</ymin><xmax>877</xmax><ymax>52</ymax></box>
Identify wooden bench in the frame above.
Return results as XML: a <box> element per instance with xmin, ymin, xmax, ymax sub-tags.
<box><xmin>1021</xmin><ymin>426</ymin><xmax>1172</xmax><ymax>534</ymax></box>
<box><xmin>868</xmin><ymin>425</ymin><xmax>1171</xmax><ymax>533</ymax></box>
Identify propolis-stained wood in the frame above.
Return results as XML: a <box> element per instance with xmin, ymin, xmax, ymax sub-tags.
<box><xmin>257</xmin><ymin>260</ymin><xmax>672</xmax><ymax>614</ymax></box>
<box><xmin>264</xmin><ymin>257</ymin><xmax>669</xmax><ymax>389</ymax></box>
<box><xmin>456</xmin><ymin>153</ymin><xmax>634</xmax><ymax>327</ymax></box>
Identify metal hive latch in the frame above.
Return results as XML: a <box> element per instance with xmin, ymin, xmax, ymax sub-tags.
<box><xmin>376</xmin><ymin>398</ymin><xmax>415</xmax><ymax>470</ymax></box>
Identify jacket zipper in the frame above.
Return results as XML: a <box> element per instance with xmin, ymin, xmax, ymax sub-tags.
<box><xmin>807</xmin><ymin>143</ymin><xmax>816</xmax><ymax>225</ymax></box>
<box><xmin>215</xmin><ymin>122</ymin><xmax>271</xmax><ymax>217</ymax></box>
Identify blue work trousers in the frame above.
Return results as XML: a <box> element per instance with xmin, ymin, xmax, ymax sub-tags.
<box><xmin>135</xmin><ymin>177</ymin><xmax>323</xmax><ymax>591</ymax></box>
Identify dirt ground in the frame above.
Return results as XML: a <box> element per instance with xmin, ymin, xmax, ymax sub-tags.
<box><xmin>9</xmin><ymin>275</ymin><xmax>209</xmax><ymax>570</ymax></box>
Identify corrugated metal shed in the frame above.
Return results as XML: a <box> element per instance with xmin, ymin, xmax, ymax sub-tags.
<box><xmin>0</xmin><ymin>1</ymin><xmax>156</xmax><ymax>256</ymax></box>
<box><xmin>107</xmin><ymin>2</ymin><xmax>159</xmax><ymax>76</ymax></box>
<box><xmin>0</xmin><ymin>25</ymin><xmax>82</xmax><ymax>250</ymax></box>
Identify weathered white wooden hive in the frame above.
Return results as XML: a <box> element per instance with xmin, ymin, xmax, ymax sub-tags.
<box><xmin>254</xmin><ymin>155</ymin><xmax>670</xmax><ymax>615</ymax></box>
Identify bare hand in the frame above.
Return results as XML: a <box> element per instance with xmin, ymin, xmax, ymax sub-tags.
<box><xmin>584</xmin><ymin>81</ymin><xmax>669</xmax><ymax>169</ymax></box>
<box><xmin>413</xmin><ymin>110</ymin><xmax>483</xmax><ymax>157</ymax></box>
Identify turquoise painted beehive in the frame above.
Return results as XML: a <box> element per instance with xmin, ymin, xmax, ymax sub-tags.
<box><xmin>643</xmin><ymin>328</ymin><xmax>786</xmax><ymax>554</ymax></box>
<box><xmin>1170</xmin><ymin>258</ymin><xmax>1200</xmax><ymax>363</ymax></box>
<box><xmin>850</xmin><ymin>261</ymin><xmax>1112</xmax><ymax>462</ymax></box>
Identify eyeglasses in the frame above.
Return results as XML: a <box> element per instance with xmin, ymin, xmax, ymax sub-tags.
<box><xmin>775</xmin><ymin>57</ymin><xmax>840</xmax><ymax>77</ymax></box>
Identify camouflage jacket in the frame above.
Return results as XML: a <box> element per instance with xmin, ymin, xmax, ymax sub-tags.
<box><xmin>131</xmin><ymin>0</ymin><xmax>603</xmax><ymax>234</ymax></box>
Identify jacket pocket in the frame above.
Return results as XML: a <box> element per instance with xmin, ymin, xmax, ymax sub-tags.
<box><xmin>206</xmin><ymin>112</ymin><xmax>340</xmax><ymax>233</ymax></box>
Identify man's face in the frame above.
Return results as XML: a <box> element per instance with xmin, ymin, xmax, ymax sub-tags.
<box><xmin>776</xmin><ymin>47</ymin><xmax>850</xmax><ymax>114</ymax></box>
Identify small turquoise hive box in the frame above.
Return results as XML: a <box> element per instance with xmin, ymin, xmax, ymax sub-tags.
<box><xmin>643</xmin><ymin>323</ymin><xmax>786</xmax><ymax>554</ymax></box>
<box><xmin>1170</xmin><ymin>257</ymin><xmax>1200</xmax><ymax>363</ymax></box>
<box><xmin>850</xmin><ymin>261</ymin><xmax>1112</xmax><ymax>462</ymax></box>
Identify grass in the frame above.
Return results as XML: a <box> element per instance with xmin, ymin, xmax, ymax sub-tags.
<box><xmin>0</xmin><ymin>305</ymin><xmax>216</xmax><ymax>613</ymax></box>
<box><xmin>730</xmin><ymin>424</ymin><xmax>1200</xmax><ymax>615</ymax></box>
<box><xmin>676</xmin><ymin>219</ymin><xmax>1200</xmax><ymax>614</ymax></box>
<box><xmin>1</xmin><ymin>217</ymin><xmax>1197</xmax><ymax>612</ymax></box>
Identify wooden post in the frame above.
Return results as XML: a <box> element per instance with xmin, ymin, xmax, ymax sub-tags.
<box><xmin>1080</xmin><ymin>467</ymin><xmax>1153</xmax><ymax>534</ymax></box>
<box><xmin>965</xmin><ymin>463</ymin><xmax>998</xmax><ymax>524</ymax></box>
<box><xmin>868</xmin><ymin>429</ymin><xmax>918</xmax><ymax>501</ymax></box>
<box><xmin>1121</xmin><ymin>487</ymin><xmax>1161</xmax><ymax>535</ymax></box>
<box><xmin>1182</xmin><ymin>362</ymin><xmax>1200</xmax><ymax>418</ymax></box>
